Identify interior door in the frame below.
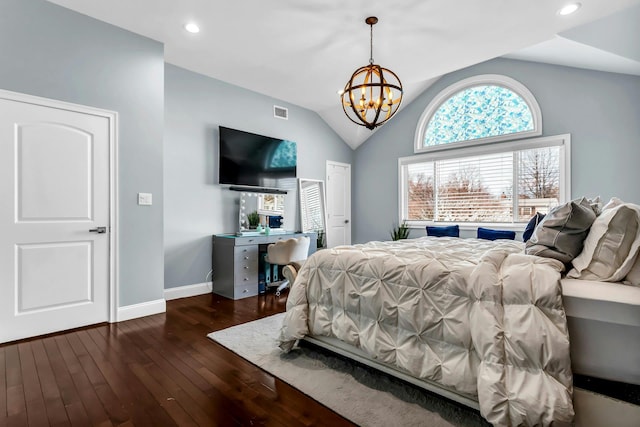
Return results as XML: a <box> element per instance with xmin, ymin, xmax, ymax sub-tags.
<box><xmin>0</xmin><ymin>92</ymin><xmax>111</xmax><ymax>343</ymax></box>
<box><xmin>326</xmin><ymin>161</ymin><xmax>351</xmax><ymax>247</ymax></box>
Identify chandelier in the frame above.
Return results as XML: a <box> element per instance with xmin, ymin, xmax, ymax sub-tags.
<box><xmin>340</xmin><ymin>17</ymin><xmax>403</xmax><ymax>130</ymax></box>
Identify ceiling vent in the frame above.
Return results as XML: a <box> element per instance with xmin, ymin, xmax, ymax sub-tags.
<box><xmin>274</xmin><ymin>105</ymin><xmax>288</xmax><ymax>120</ymax></box>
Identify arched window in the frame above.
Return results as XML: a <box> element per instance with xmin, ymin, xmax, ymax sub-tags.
<box><xmin>400</xmin><ymin>75</ymin><xmax>569</xmax><ymax>227</ymax></box>
<box><xmin>414</xmin><ymin>75</ymin><xmax>542</xmax><ymax>153</ymax></box>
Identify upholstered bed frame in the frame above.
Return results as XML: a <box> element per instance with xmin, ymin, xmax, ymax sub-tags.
<box><xmin>302</xmin><ymin>334</ymin><xmax>482</xmax><ymax>409</ymax></box>
<box><xmin>299</xmin><ymin>277</ymin><xmax>640</xmax><ymax>412</ymax></box>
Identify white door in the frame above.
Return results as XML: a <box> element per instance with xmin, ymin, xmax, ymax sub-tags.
<box><xmin>0</xmin><ymin>92</ymin><xmax>112</xmax><ymax>343</ymax></box>
<box><xmin>326</xmin><ymin>161</ymin><xmax>351</xmax><ymax>247</ymax></box>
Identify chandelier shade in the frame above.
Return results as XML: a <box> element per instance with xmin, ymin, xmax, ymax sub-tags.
<box><xmin>340</xmin><ymin>17</ymin><xmax>403</xmax><ymax>130</ymax></box>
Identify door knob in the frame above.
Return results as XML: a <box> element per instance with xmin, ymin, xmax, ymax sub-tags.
<box><xmin>344</xmin><ymin>219</ymin><xmax>350</xmax><ymax>224</ymax></box>
<box><xmin>89</xmin><ymin>226</ymin><xmax>107</xmax><ymax>234</ymax></box>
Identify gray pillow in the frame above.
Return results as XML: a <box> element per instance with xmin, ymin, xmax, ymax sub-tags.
<box><xmin>525</xmin><ymin>197</ymin><xmax>598</xmax><ymax>264</ymax></box>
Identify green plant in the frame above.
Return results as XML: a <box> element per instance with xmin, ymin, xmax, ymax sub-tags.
<box><xmin>247</xmin><ymin>211</ymin><xmax>260</xmax><ymax>228</ymax></box>
<box><xmin>316</xmin><ymin>229</ymin><xmax>325</xmax><ymax>248</ymax></box>
<box><xmin>390</xmin><ymin>221</ymin><xmax>410</xmax><ymax>241</ymax></box>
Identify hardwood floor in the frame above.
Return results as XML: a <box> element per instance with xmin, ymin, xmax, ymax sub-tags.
<box><xmin>0</xmin><ymin>293</ymin><xmax>356</xmax><ymax>427</ymax></box>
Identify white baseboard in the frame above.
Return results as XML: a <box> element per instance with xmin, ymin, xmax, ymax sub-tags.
<box><xmin>164</xmin><ymin>282</ymin><xmax>212</xmax><ymax>301</ymax></box>
<box><xmin>117</xmin><ymin>298</ymin><xmax>166</xmax><ymax>322</ymax></box>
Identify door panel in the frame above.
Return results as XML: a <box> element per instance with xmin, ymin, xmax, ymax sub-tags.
<box><xmin>17</xmin><ymin>241</ymin><xmax>92</xmax><ymax>312</ymax></box>
<box><xmin>326</xmin><ymin>161</ymin><xmax>351</xmax><ymax>247</ymax></box>
<box><xmin>0</xmin><ymin>94</ymin><xmax>110</xmax><ymax>343</ymax></box>
<box><xmin>17</xmin><ymin>123</ymin><xmax>93</xmax><ymax>221</ymax></box>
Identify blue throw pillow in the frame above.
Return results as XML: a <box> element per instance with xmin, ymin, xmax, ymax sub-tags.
<box><xmin>426</xmin><ymin>225</ymin><xmax>459</xmax><ymax>237</ymax></box>
<box><xmin>477</xmin><ymin>227</ymin><xmax>516</xmax><ymax>241</ymax></box>
<box><xmin>523</xmin><ymin>213</ymin><xmax>545</xmax><ymax>242</ymax></box>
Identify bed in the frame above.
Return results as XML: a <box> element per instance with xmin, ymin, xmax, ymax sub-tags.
<box><xmin>278</xmin><ymin>198</ymin><xmax>640</xmax><ymax>425</ymax></box>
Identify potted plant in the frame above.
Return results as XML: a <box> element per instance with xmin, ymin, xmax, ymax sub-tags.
<box><xmin>247</xmin><ymin>211</ymin><xmax>260</xmax><ymax>229</ymax></box>
<box><xmin>390</xmin><ymin>221</ymin><xmax>410</xmax><ymax>241</ymax></box>
<box><xmin>316</xmin><ymin>229</ymin><xmax>326</xmax><ymax>249</ymax></box>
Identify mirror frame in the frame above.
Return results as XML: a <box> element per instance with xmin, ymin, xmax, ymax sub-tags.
<box><xmin>238</xmin><ymin>192</ymin><xmax>286</xmax><ymax>233</ymax></box>
<box><xmin>298</xmin><ymin>178</ymin><xmax>327</xmax><ymax>248</ymax></box>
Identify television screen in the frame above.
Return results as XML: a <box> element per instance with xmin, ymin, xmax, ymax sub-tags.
<box><xmin>218</xmin><ymin>126</ymin><xmax>297</xmax><ymax>189</ymax></box>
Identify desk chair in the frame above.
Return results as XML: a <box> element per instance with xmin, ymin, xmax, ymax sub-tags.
<box><xmin>265</xmin><ymin>236</ymin><xmax>310</xmax><ymax>296</ymax></box>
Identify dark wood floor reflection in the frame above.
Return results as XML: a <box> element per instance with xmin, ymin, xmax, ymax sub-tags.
<box><xmin>0</xmin><ymin>293</ymin><xmax>356</xmax><ymax>426</ymax></box>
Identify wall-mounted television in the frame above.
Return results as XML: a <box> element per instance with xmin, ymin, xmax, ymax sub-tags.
<box><xmin>218</xmin><ymin>126</ymin><xmax>297</xmax><ymax>190</ymax></box>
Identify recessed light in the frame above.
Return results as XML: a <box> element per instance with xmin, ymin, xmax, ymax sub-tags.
<box><xmin>184</xmin><ymin>22</ymin><xmax>200</xmax><ymax>33</ymax></box>
<box><xmin>558</xmin><ymin>3</ymin><xmax>581</xmax><ymax>16</ymax></box>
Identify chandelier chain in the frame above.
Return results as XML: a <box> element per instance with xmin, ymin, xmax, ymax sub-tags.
<box><xmin>369</xmin><ymin>23</ymin><xmax>374</xmax><ymax>64</ymax></box>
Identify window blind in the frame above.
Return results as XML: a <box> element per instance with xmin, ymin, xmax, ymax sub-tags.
<box><xmin>516</xmin><ymin>146</ymin><xmax>560</xmax><ymax>218</ymax></box>
<box><xmin>301</xmin><ymin>185</ymin><xmax>323</xmax><ymax>231</ymax></box>
<box><xmin>436</xmin><ymin>152</ymin><xmax>513</xmax><ymax>222</ymax></box>
<box><xmin>404</xmin><ymin>144</ymin><xmax>562</xmax><ymax>223</ymax></box>
<box><xmin>406</xmin><ymin>162</ymin><xmax>434</xmax><ymax>221</ymax></box>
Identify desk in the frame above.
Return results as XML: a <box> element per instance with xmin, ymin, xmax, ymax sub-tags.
<box><xmin>212</xmin><ymin>232</ymin><xmax>317</xmax><ymax>299</ymax></box>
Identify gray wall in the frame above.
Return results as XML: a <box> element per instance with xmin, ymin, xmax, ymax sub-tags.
<box><xmin>0</xmin><ymin>0</ymin><xmax>165</xmax><ymax>306</ymax></box>
<box><xmin>164</xmin><ymin>64</ymin><xmax>353</xmax><ymax>288</ymax></box>
<box><xmin>353</xmin><ymin>58</ymin><xmax>640</xmax><ymax>243</ymax></box>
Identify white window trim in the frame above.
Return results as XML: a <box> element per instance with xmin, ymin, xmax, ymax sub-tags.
<box><xmin>414</xmin><ymin>74</ymin><xmax>543</xmax><ymax>154</ymax></box>
<box><xmin>398</xmin><ymin>134</ymin><xmax>571</xmax><ymax>231</ymax></box>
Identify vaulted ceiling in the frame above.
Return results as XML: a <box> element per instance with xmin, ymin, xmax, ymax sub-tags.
<box><xmin>47</xmin><ymin>0</ymin><xmax>640</xmax><ymax>148</ymax></box>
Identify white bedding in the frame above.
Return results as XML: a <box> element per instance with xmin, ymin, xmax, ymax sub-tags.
<box><xmin>279</xmin><ymin>237</ymin><xmax>574</xmax><ymax>426</ymax></box>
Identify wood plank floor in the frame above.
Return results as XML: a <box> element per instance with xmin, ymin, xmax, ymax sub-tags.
<box><xmin>0</xmin><ymin>293</ymin><xmax>356</xmax><ymax>427</ymax></box>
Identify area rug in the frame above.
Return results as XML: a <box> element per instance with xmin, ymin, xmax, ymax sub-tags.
<box><xmin>208</xmin><ymin>313</ymin><xmax>640</xmax><ymax>427</ymax></box>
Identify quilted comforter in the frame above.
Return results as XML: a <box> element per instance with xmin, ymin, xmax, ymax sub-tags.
<box><xmin>278</xmin><ymin>237</ymin><xmax>574</xmax><ymax>426</ymax></box>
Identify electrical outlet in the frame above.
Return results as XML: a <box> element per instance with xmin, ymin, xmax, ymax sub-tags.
<box><xmin>138</xmin><ymin>192</ymin><xmax>152</xmax><ymax>206</ymax></box>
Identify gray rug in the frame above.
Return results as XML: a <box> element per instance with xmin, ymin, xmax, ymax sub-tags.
<box><xmin>208</xmin><ymin>313</ymin><xmax>640</xmax><ymax>427</ymax></box>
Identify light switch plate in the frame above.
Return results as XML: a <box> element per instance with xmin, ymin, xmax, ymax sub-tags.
<box><xmin>138</xmin><ymin>192</ymin><xmax>152</xmax><ymax>206</ymax></box>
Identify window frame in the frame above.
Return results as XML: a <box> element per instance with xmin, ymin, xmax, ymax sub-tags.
<box><xmin>414</xmin><ymin>74</ymin><xmax>543</xmax><ymax>154</ymax></box>
<box><xmin>398</xmin><ymin>134</ymin><xmax>571</xmax><ymax>231</ymax></box>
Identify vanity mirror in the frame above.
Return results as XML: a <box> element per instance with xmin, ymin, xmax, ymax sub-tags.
<box><xmin>299</xmin><ymin>179</ymin><xmax>327</xmax><ymax>248</ymax></box>
<box><xmin>239</xmin><ymin>192</ymin><xmax>286</xmax><ymax>234</ymax></box>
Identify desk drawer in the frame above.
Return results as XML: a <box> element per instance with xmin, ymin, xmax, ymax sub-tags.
<box><xmin>233</xmin><ymin>284</ymin><xmax>259</xmax><ymax>299</ymax></box>
<box><xmin>265</xmin><ymin>235</ymin><xmax>293</xmax><ymax>244</ymax></box>
<box><xmin>234</xmin><ymin>273</ymin><xmax>258</xmax><ymax>287</ymax></box>
<box><xmin>234</xmin><ymin>246</ymin><xmax>259</xmax><ymax>268</ymax></box>
<box><xmin>234</xmin><ymin>236</ymin><xmax>267</xmax><ymax>246</ymax></box>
